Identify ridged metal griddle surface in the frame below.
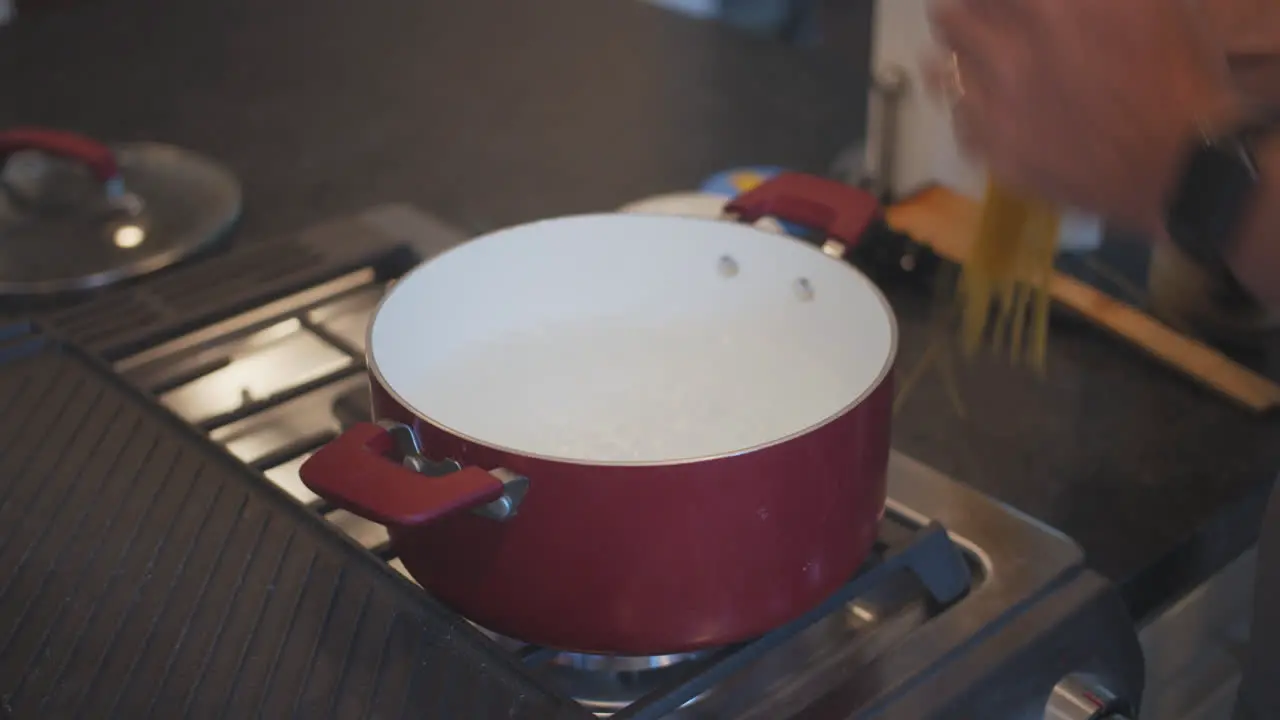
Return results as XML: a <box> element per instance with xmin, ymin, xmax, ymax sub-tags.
<box><xmin>0</xmin><ymin>326</ymin><xmax>590</xmax><ymax>720</ymax></box>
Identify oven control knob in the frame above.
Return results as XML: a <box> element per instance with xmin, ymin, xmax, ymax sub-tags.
<box><xmin>1045</xmin><ymin>676</ymin><xmax>1131</xmax><ymax>720</ymax></box>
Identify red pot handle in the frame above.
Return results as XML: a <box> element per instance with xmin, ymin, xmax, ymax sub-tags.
<box><xmin>0</xmin><ymin>127</ymin><xmax>122</xmax><ymax>185</ymax></box>
<box><xmin>724</xmin><ymin>172</ymin><xmax>881</xmax><ymax>246</ymax></box>
<box><xmin>300</xmin><ymin>422</ymin><xmax>513</xmax><ymax>527</ymax></box>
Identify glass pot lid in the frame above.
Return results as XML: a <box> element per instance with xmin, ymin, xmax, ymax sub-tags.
<box><xmin>0</xmin><ymin>127</ymin><xmax>242</xmax><ymax>295</ymax></box>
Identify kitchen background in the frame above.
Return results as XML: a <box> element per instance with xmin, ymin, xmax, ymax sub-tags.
<box><xmin>1</xmin><ymin>0</ymin><xmax>1275</xmax><ymax>718</ymax></box>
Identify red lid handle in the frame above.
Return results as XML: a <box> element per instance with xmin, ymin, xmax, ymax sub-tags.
<box><xmin>0</xmin><ymin>127</ymin><xmax>121</xmax><ymax>184</ymax></box>
<box><xmin>724</xmin><ymin>172</ymin><xmax>881</xmax><ymax>245</ymax></box>
<box><xmin>300</xmin><ymin>422</ymin><xmax>506</xmax><ymax>527</ymax></box>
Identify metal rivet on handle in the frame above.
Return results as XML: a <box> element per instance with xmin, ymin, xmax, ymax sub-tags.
<box><xmin>718</xmin><ymin>255</ymin><xmax>739</xmax><ymax>278</ymax></box>
<box><xmin>821</xmin><ymin>240</ymin><xmax>847</xmax><ymax>259</ymax></box>
<box><xmin>794</xmin><ymin>278</ymin><xmax>815</xmax><ymax>302</ymax></box>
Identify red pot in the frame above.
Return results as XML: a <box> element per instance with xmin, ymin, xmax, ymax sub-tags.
<box><xmin>301</xmin><ymin>174</ymin><xmax>896</xmax><ymax>655</ymax></box>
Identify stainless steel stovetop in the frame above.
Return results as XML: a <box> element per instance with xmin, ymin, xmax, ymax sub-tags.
<box><xmin>110</xmin><ymin>206</ymin><xmax>1143</xmax><ymax>719</ymax></box>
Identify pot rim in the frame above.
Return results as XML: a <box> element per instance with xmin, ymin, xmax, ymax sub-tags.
<box><xmin>365</xmin><ymin>212</ymin><xmax>899</xmax><ymax>468</ymax></box>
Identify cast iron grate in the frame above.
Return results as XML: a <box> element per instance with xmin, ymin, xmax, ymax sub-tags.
<box><xmin>0</xmin><ymin>325</ymin><xmax>593</xmax><ymax>720</ymax></box>
<box><xmin>26</xmin><ymin>213</ymin><xmax>418</xmax><ymax>361</ymax></box>
<box><xmin>547</xmin><ymin>521</ymin><xmax>970</xmax><ymax>719</ymax></box>
<box><xmin>146</xmin><ymin>281</ymin><xmax>977</xmax><ymax>717</ymax></box>
<box><xmin>90</xmin><ymin>206</ymin><xmax>976</xmax><ymax>718</ymax></box>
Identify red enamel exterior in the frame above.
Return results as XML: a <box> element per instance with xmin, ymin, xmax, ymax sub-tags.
<box><xmin>368</xmin><ymin>373</ymin><xmax>893</xmax><ymax>655</ymax></box>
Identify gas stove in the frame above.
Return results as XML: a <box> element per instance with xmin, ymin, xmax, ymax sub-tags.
<box><xmin>80</xmin><ymin>204</ymin><xmax>1144</xmax><ymax>719</ymax></box>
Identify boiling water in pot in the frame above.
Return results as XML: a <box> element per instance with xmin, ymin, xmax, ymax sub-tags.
<box><xmin>416</xmin><ymin>313</ymin><xmax>855</xmax><ymax>463</ymax></box>
<box><xmin>370</xmin><ymin>214</ymin><xmax>896</xmax><ymax>464</ymax></box>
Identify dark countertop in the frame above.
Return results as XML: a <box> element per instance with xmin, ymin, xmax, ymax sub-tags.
<box><xmin>0</xmin><ymin>0</ymin><xmax>866</xmax><ymax>242</ymax></box>
<box><xmin>2</xmin><ymin>0</ymin><xmax>1277</xmax><ymax>622</ymax></box>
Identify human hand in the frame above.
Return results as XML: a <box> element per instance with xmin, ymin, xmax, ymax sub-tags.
<box><xmin>1200</xmin><ymin>0</ymin><xmax>1280</xmax><ymax>107</ymax></box>
<box><xmin>929</xmin><ymin>0</ymin><xmax>1242</xmax><ymax>236</ymax></box>
<box><xmin>1200</xmin><ymin>0</ymin><xmax>1280</xmax><ymax>56</ymax></box>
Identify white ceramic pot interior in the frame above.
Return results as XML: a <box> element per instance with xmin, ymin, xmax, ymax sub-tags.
<box><xmin>369</xmin><ymin>214</ymin><xmax>896</xmax><ymax>464</ymax></box>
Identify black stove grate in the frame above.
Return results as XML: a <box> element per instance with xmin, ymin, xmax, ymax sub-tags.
<box><xmin>0</xmin><ymin>324</ymin><xmax>594</xmax><ymax>720</ymax></box>
<box><xmin>110</xmin><ymin>247</ymin><xmax>977</xmax><ymax>716</ymax></box>
<box><xmin>76</xmin><ymin>206</ymin><xmax>979</xmax><ymax>718</ymax></box>
<box><xmin>23</xmin><ymin>212</ymin><xmax>419</xmax><ymax>361</ymax></box>
<box><xmin>0</xmin><ymin>310</ymin><xmax>980</xmax><ymax>719</ymax></box>
<box><xmin>577</xmin><ymin>522</ymin><xmax>969</xmax><ymax>719</ymax></box>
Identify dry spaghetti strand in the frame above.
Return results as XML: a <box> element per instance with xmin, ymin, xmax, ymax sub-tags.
<box><xmin>958</xmin><ymin>180</ymin><xmax>1059</xmax><ymax>370</ymax></box>
<box><xmin>1022</xmin><ymin>197</ymin><xmax>1059</xmax><ymax>370</ymax></box>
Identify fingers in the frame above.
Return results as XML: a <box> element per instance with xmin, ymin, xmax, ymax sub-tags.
<box><xmin>928</xmin><ymin>0</ymin><xmax>1037</xmax><ymax>169</ymax></box>
<box><xmin>949</xmin><ymin>96</ymin><xmax>983</xmax><ymax>157</ymax></box>
<box><xmin>1199</xmin><ymin>0</ymin><xmax>1280</xmax><ymax>55</ymax></box>
<box><xmin>918</xmin><ymin>38</ymin><xmax>996</xmax><ymax>160</ymax></box>
<box><xmin>928</xmin><ymin>0</ymin><xmax>995</xmax><ymax>65</ymax></box>
<box><xmin>951</xmin><ymin>85</ymin><xmax>1004</xmax><ymax>164</ymax></box>
<box><xmin>920</xmin><ymin>50</ymin><xmax>963</xmax><ymax>106</ymax></box>
<box><xmin>929</xmin><ymin>0</ymin><xmax>1016</xmax><ymax>112</ymax></box>
<box><xmin>933</xmin><ymin>0</ymin><xmax>1031</xmax><ymax>26</ymax></box>
<box><xmin>920</xmin><ymin>50</ymin><xmax>991</xmax><ymax>161</ymax></box>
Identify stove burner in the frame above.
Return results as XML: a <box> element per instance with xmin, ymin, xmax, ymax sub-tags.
<box><xmin>487</xmin><ymin>634</ymin><xmax>717</xmax><ymax>713</ymax></box>
<box><xmin>547</xmin><ymin>650</ymin><xmax>712</xmax><ymax>673</ymax></box>
<box><xmin>540</xmin><ymin>651</ymin><xmax>715</xmax><ymax>714</ymax></box>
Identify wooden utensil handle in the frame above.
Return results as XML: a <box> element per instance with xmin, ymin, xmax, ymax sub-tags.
<box><xmin>887</xmin><ymin>187</ymin><xmax>1280</xmax><ymax>413</ymax></box>
<box><xmin>1049</xmin><ymin>272</ymin><xmax>1280</xmax><ymax>413</ymax></box>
